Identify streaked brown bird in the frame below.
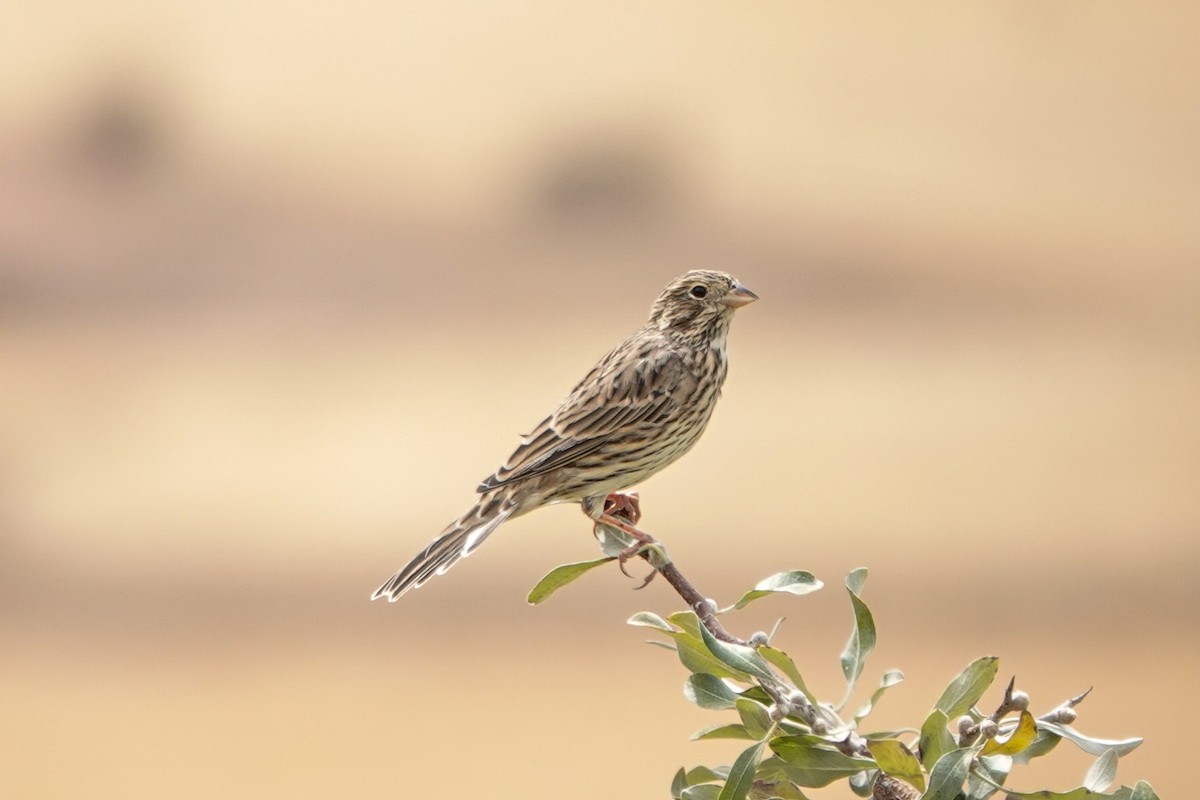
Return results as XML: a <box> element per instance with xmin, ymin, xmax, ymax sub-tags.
<box><xmin>372</xmin><ymin>270</ymin><xmax>758</xmax><ymax>601</ymax></box>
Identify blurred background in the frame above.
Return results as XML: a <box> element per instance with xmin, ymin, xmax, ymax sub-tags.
<box><xmin>2</xmin><ymin>3</ymin><xmax>1196</xmax><ymax>798</ymax></box>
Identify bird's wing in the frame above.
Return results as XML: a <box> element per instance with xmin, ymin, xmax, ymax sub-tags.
<box><xmin>477</xmin><ymin>343</ymin><xmax>684</xmax><ymax>492</ymax></box>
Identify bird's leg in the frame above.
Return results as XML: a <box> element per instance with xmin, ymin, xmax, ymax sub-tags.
<box><xmin>602</xmin><ymin>490</ymin><xmax>641</xmax><ymax>525</ymax></box>
<box><xmin>584</xmin><ymin>493</ymin><xmax>658</xmax><ymax>586</ymax></box>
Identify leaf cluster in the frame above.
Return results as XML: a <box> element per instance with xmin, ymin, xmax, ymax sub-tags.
<box><xmin>529</xmin><ymin>560</ymin><xmax>1160</xmax><ymax>800</ymax></box>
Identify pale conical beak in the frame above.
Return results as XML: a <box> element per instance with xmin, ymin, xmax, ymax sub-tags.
<box><xmin>724</xmin><ymin>282</ymin><xmax>759</xmax><ymax>308</ymax></box>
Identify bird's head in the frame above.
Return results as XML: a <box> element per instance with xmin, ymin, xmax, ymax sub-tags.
<box><xmin>647</xmin><ymin>270</ymin><xmax>758</xmax><ymax>341</ymax></box>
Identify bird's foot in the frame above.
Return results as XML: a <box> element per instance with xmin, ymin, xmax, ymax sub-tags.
<box><xmin>602</xmin><ymin>491</ymin><xmax>642</xmax><ymax>526</ymax></box>
<box><xmin>593</xmin><ymin>510</ymin><xmax>662</xmax><ymax>585</ymax></box>
<box><xmin>585</xmin><ymin>492</ymin><xmax>662</xmax><ymax>586</ymax></box>
<box><xmin>617</xmin><ymin>541</ymin><xmax>660</xmax><ymax>589</ymax></box>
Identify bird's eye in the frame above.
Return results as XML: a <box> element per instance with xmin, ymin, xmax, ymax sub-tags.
<box><xmin>689</xmin><ymin>285</ymin><xmax>708</xmax><ymax>299</ymax></box>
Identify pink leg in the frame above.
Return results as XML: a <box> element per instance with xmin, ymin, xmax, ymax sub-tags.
<box><xmin>585</xmin><ymin>492</ymin><xmax>657</xmax><ymax>586</ymax></box>
<box><xmin>603</xmin><ymin>490</ymin><xmax>642</xmax><ymax>526</ymax></box>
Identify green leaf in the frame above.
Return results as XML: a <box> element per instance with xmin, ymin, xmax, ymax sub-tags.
<box><xmin>1130</xmin><ymin>781</ymin><xmax>1161</xmax><ymax>800</ymax></box>
<box><xmin>672</xmin><ymin>767</ymin><xmax>689</xmax><ymax>799</ymax></box>
<box><xmin>525</xmin><ymin>557</ymin><xmax>614</xmax><ymax>604</ymax></box>
<box><xmin>1035</xmin><ymin>722</ymin><xmax>1142</xmax><ymax>757</ymax></box>
<box><xmin>865</xmin><ymin>739</ymin><xmax>925</xmax><ymax>792</ymax></box>
<box><xmin>717</xmin><ymin>741</ymin><xmax>766</xmax><ymax>800</ymax></box>
<box><xmin>918</xmin><ymin>709</ymin><xmax>956</xmax><ymax>771</ymax></box>
<box><xmin>983</xmin><ymin>710</ymin><xmax>1038</xmax><ymax>756</ymax></box>
<box><xmin>628</xmin><ymin>611</ymin><xmax>674</xmax><ymax>631</ymax></box>
<box><xmin>854</xmin><ymin>669</ymin><xmax>904</xmax><ymax>722</ymax></box>
<box><xmin>766</xmin><ymin>740</ymin><xmax>874</xmax><ymax>788</ymax></box>
<box><xmin>682</xmin><ymin>786</ymin><xmax>722</xmax><ymax>800</ymax></box>
<box><xmin>699</xmin><ymin>621</ymin><xmax>777</xmax><ymax>683</ymax></box>
<box><xmin>735</xmin><ymin>697</ymin><xmax>773</xmax><ymax>739</ymax></box>
<box><xmin>966</xmin><ymin>753</ymin><xmax>1012</xmax><ymax>800</ymax></box>
<box><xmin>1014</xmin><ymin>728</ymin><xmax>1062</xmax><ymax>764</ymax></box>
<box><xmin>935</xmin><ymin>656</ymin><xmax>999</xmax><ymax>718</ymax></box>
<box><xmin>592</xmin><ymin>522</ymin><xmax>638</xmax><ymax>556</ymax></box>
<box><xmin>863</xmin><ymin>729</ymin><xmax>918</xmax><ymax>741</ymax></box>
<box><xmin>846</xmin><ymin>566</ymin><xmax>868</xmax><ymax>595</ymax></box>
<box><xmin>759</xmin><ymin>646</ymin><xmax>817</xmax><ymax>704</ymax></box>
<box><xmin>1084</xmin><ymin>749</ymin><xmax>1119</xmax><ymax>793</ymax></box>
<box><xmin>924</xmin><ymin>747</ymin><xmax>975</xmax><ymax>800</ymax></box>
<box><xmin>764</xmin><ymin>733</ymin><xmax>827</xmax><ymax>753</ymax></box>
<box><xmin>721</xmin><ymin>571</ymin><xmax>823</xmax><ymax>612</ymax></box>
<box><xmin>691</xmin><ymin>767</ymin><xmax>724</xmax><ymax>786</ymax></box>
<box><xmin>675</xmin><ymin>635</ymin><xmax>750</xmax><ymax>680</ymax></box>
<box><xmin>669</xmin><ymin>610</ymin><xmax>704</xmax><ymax>631</ymax></box>
<box><xmin>750</xmin><ymin>778</ymin><xmax>811</xmax><ymax>800</ymax></box>
<box><xmin>667</xmin><ymin>613</ymin><xmax>754</xmax><ymax>681</ymax></box>
<box><xmin>739</xmin><ymin>685</ymin><xmax>775</xmax><ymax>706</ymax></box>
<box><xmin>692</xmin><ymin>723</ymin><xmax>756</xmax><ymax>741</ymax></box>
<box><xmin>686</xmin><ymin>673</ymin><xmax>741</xmax><ymax>710</ymax></box>
<box><xmin>687</xmin><ymin>766</ymin><xmax>727</xmax><ymax>784</ymax></box>
<box><xmin>838</xmin><ymin>568</ymin><xmax>876</xmax><ymax>707</ymax></box>
<box><xmin>848</xmin><ymin>769</ymin><xmax>878</xmax><ymax>797</ymax></box>
<box><xmin>1000</xmin><ymin>788</ymin><xmax>1132</xmax><ymax>800</ymax></box>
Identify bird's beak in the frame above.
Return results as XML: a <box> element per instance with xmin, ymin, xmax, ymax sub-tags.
<box><xmin>724</xmin><ymin>282</ymin><xmax>759</xmax><ymax>308</ymax></box>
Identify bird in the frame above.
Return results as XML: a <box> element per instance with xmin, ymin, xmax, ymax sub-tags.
<box><xmin>372</xmin><ymin>269</ymin><xmax>758</xmax><ymax>601</ymax></box>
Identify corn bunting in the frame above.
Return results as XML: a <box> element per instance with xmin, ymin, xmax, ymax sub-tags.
<box><xmin>373</xmin><ymin>269</ymin><xmax>757</xmax><ymax>601</ymax></box>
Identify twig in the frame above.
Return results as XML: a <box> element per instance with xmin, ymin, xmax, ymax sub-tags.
<box><xmin>601</xmin><ymin>510</ymin><xmax>872</xmax><ymax>768</ymax></box>
<box><xmin>600</xmin><ymin>508</ymin><xmax>748</xmax><ymax>645</ymax></box>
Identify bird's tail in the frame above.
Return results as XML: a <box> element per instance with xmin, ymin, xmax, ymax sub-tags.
<box><xmin>372</xmin><ymin>494</ymin><xmax>515</xmax><ymax>602</ymax></box>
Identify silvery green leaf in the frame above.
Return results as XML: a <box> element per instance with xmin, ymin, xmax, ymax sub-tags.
<box><xmin>966</xmin><ymin>754</ymin><xmax>1012</xmax><ymax>800</ymax></box>
<box><xmin>681</xmin><ymin>785</ymin><xmax>722</xmax><ymax>800</ymax></box>
<box><xmin>735</xmin><ymin>697</ymin><xmax>772</xmax><ymax>739</ymax></box>
<box><xmin>759</xmin><ymin>646</ymin><xmax>817</xmax><ymax>704</ymax></box>
<box><xmin>627</xmin><ymin>611</ymin><xmax>673</xmax><ymax>631</ymax></box>
<box><xmin>721</xmin><ymin>571</ymin><xmax>823</xmax><ymax>612</ymax></box>
<box><xmin>863</xmin><ymin>729</ymin><xmax>918</xmax><ymax>741</ymax></box>
<box><xmin>525</xmin><ymin>557</ymin><xmax>613</xmax><ymax>604</ymax></box>
<box><xmin>1013</xmin><ymin>728</ymin><xmax>1061</xmax><ymax>763</ymax></box>
<box><xmin>854</xmin><ymin>669</ymin><xmax>904</xmax><ymax>722</ymax></box>
<box><xmin>766</xmin><ymin>740</ymin><xmax>874</xmax><ymax>788</ymax></box>
<box><xmin>669</xmin><ymin>610</ymin><xmax>705</xmax><ymax>633</ymax></box>
<box><xmin>865</xmin><ymin>738</ymin><xmax>925</xmax><ymax>792</ymax></box>
<box><xmin>924</xmin><ymin>747</ymin><xmax>975</xmax><ymax>800</ymax></box>
<box><xmin>837</xmin><ymin>568</ymin><xmax>876</xmax><ymax>707</ymax></box>
<box><xmin>692</xmin><ymin>723</ymin><xmax>756</xmax><ymax>741</ymax></box>
<box><xmin>687</xmin><ymin>766</ymin><xmax>727</xmax><ymax>783</ymax></box>
<box><xmin>667</xmin><ymin>613</ymin><xmax>753</xmax><ymax>681</ymax></box>
<box><xmin>765</xmin><ymin>733</ymin><xmax>826</xmax><ymax>752</ymax></box>
<box><xmin>849</xmin><ymin>769</ymin><xmax>877</xmax><ymax>797</ymax></box>
<box><xmin>935</xmin><ymin>656</ymin><xmax>999</xmax><ymax>718</ymax></box>
<box><xmin>717</xmin><ymin>741</ymin><xmax>766</xmax><ymax>800</ymax></box>
<box><xmin>592</xmin><ymin>522</ymin><xmax>637</xmax><ymax>557</ymax></box>
<box><xmin>1083</xmin><ymin>749</ymin><xmax>1119</xmax><ymax>793</ymax></box>
<box><xmin>699</xmin><ymin>622</ymin><xmax>777</xmax><ymax>683</ymax></box>
<box><xmin>1036</xmin><ymin>722</ymin><xmax>1143</xmax><ymax>757</ymax></box>
<box><xmin>919</xmin><ymin>710</ymin><xmax>956</xmax><ymax>771</ymax></box>
<box><xmin>685</xmin><ymin>673</ymin><xmax>741</xmax><ymax>710</ymax></box>
<box><xmin>752</xmin><ymin>778</ymin><xmax>811</xmax><ymax>800</ymax></box>
<box><xmin>1000</xmin><ymin>788</ymin><xmax>1132</xmax><ymax>799</ymax></box>
<box><xmin>672</xmin><ymin>767</ymin><xmax>688</xmax><ymax>798</ymax></box>
<box><xmin>1130</xmin><ymin>781</ymin><xmax>1161</xmax><ymax>800</ymax></box>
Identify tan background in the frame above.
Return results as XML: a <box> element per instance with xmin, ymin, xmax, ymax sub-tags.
<box><xmin>2</xmin><ymin>3</ymin><xmax>1196</xmax><ymax>798</ymax></box>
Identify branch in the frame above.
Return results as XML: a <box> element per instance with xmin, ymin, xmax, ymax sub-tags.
<box><xmin>600</xmin><ymin>509</ymin><xmax>877</xmax><ymax>760</ymax></box>
<box><xmin>651</xmin><ymin>555</ymin><xmax>749</xmax><ymax>646</ymax></box>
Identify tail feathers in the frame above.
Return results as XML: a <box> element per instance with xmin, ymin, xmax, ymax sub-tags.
<box><xmin>372</xmin><ymin>498</ymin><xmax>514</xmax><ymax>602</ymax></box>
